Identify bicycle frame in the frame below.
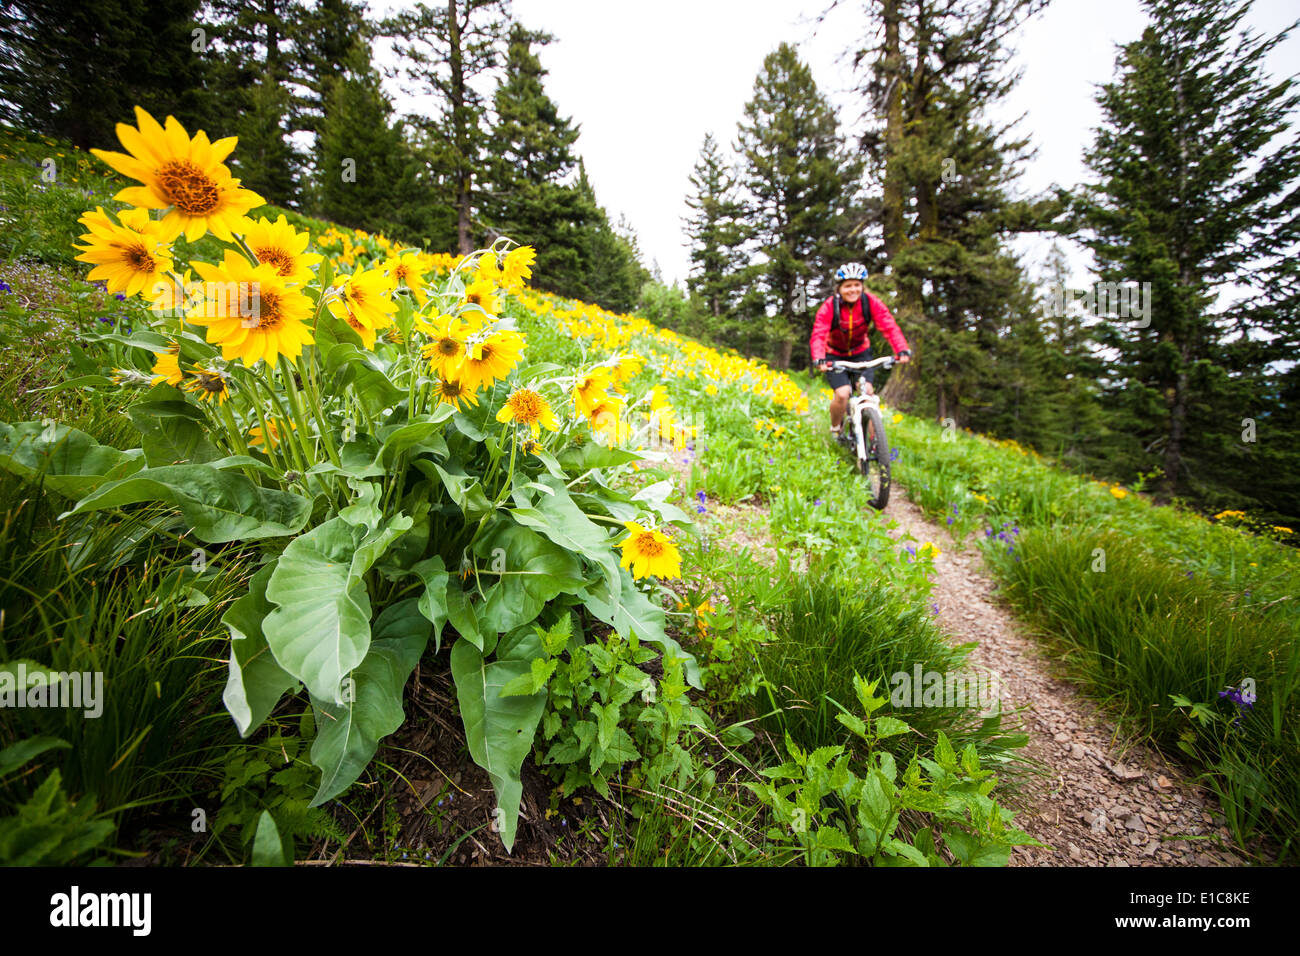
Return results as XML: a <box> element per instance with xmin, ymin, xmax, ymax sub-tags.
<box><xmin>826</xmin><ymin>356</ymin><xmax>894</xmax><ymax>506</ymax></box>
<box><xmin>828</xmin><ymin>356</ymin><xmax>894</xmax><ymax>458</ymax></box>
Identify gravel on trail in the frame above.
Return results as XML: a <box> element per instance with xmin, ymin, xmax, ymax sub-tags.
<box><xmin>884</xmin><ymin>482</ymin><xmax>1251</xmax><ymax>867</ymax></box>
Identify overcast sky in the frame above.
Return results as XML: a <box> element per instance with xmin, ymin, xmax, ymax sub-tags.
<box><xmin>379</xmin><ymin>0</ymin><xmax>1300</xmax><ymax>290</ymax></box>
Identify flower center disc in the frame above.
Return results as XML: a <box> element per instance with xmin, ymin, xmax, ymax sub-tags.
<box><xmin>124</xmin><ymin>243</ymin><xmax>155</xmax><ymax>272</ymax></box>
<box><xmin>157</xmin><ymin>160</ymin><xmax>221</xmax><ymax>215</ymax></box>
<box><xmin>257</xmin><ymin>247</ymin><xmax>293</xmax><ymax>276</ymax></box>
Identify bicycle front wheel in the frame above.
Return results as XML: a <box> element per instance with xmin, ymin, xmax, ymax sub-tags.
<box><xmin>857</xmin><ymin>406</ymin><xmax>891</xmax><ymax>509</ymax></box>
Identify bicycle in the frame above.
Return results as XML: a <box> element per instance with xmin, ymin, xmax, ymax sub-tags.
<box><xmin>826</xmin><ymin>356</ymin><xmax>893</xmax><ymax>509</ymax></box>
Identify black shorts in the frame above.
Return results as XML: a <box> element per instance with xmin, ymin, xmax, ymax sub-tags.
<box><xmin>825</xmin><ymin>349</ymin><xmax>873</xmax><ymax>391</ymax></box>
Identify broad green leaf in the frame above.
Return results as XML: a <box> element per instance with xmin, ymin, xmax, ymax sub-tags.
<box><xmin>377</xmin><ymin>409</ymin><xmax>454</xmax><ymax>467</ymax></box>
<box><xmin>422</xmin><ymin>461</ymin><xmax>494</xmax><ymax>520</ymax></box>
<box><xmin>858</xmin><ymin>769</ymin><xmax>894</xmax><ymax>832</ymax></box>
<box><xmin>324</xmin><ymin>343</ymin><xmax>403</xmax><ymax>417</ymax></box>
<box><xmin>450</xmin><ymin>638</ymin><xmax>547</xmax><ymax>853</ymax></box>
<box><xmin>251</xmin><ymin>810</ymin><xmax>289</xmax><ymax>867</ymax></box>
<box><xmin>941</xmin><ymin>826</ymin><xmax>978</xmax><ymax>865</ymax></box>
<box><xmin>472</xmin><ymin>519</ymin><xmax>587</xmax><ymax>634</ymax></box>
<box><xmin>579</xmin><ymin>570</ymin><xmax>701</xmax><ymax>688</ymax></box>
<box><xmin>222</xmin><ymin>562</ymin><xmax>300</xmax><ymax>738</ymax></box>
<box><xmin>410</xmin><ymin>556</ymin><xmax>449</xmax><ymax>652</ymax></box>
<box><xmin>308</xmin><ymin>599</ymin><xmax>430</xmax><ymax>806</ymax></box>
<box><xmin>264</xmin><ymin>514</ymin><xmax>411</xmax><ymax>704</ymax></box>
<box><xmin>0</xmin><ymin>421</ymin><xmax>143</xmax><ymax>498</ymax></box>
<box><xmin>873</xmin><ymin>716</ymin><xmax>913</xmax><ymax>739</ymax></box>
<box><xmin>509</xmin><ymin>474</ymin><xmax>620</xmax><ymax>599</ymax></box>
<box><xmin>128</xmin><ymin>400</ymin><xmax>220</xmax><ymax>466</ymax></box>
<box><xmin>0</xmin><ymin>736</ymin><xmax>70</xmax><ymax>777</ymax></box>
<box><xmin>557</xmin><ymin>443</ymin><xmax>641</xmax><ymax>473</ymax></box>
<box><xmin>445</xmin><ymin>574</ymin><xmax>485</xmax><ymax>651</ymax></box>
<box><xmin>630</xmin><ymin>478</ymin><xmax>691</xmax><ymax>525</ymax></box>
<box><xmin>62</xmin><ymin>464</ymin><xmax>312</xmax><ymax>543</ymax></box>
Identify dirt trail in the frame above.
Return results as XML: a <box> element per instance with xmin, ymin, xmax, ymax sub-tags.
<box><xmin>884</xmin><ymin>481</ymin><xmax>1251</xmax><ymax>867</ymax></box>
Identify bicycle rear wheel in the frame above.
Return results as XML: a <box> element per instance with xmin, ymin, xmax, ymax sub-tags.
<box><xmin>857</xmin><ymin>406</ymin><xmax>891</xmax><ymax>509</ymax></box>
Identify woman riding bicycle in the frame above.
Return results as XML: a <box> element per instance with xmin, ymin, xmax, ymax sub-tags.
<box><xmin>810</xmin><ymin>262</ymin><xmax>911</xmax><ymax>437</ymax></box>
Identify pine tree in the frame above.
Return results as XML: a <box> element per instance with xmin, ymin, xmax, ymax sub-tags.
<box><xmin>479</xmin><ymin>24</ymin><xmax>591</xmax><ymax>297</ymax></box>
<box><xmin>201</xmin><ymin>0</ymin><xmax>306</xmax><ymax>206</ymax></box>
<box><xmin>737</xmin><ymin>42</ymin><xmax>858</xmax><ymax>370</ymax></box>
<box><xmin>683</xmin><ymin>132</ymin><xmax>751</xmax><ymax>326</ymax></box>
<box><xmin>0</xmin><ymin>0</ymin><xmax>211</xmax><ymax>148</ymax></box>
<box><xmin>1072</xmin><ymin>0</ymin><xmax>1300</xmax><ymax>514</ymax></box>
<box><xmin>857</xmin><ymin>0</ymin><xmax>1051</xmax><ymax>415</ymax></box>
<box><xmin>316</xmin><ymin>44</ymin><xmax>418</xmax><ymax>237</ymax></box>
<box><xmin>384</xmin><ymin>0</ymin><xmax>513</xmax><ymax>254</ymax></box>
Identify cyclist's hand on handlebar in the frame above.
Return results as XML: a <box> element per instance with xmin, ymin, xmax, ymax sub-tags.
<box><xmin>817</xmin><ymin>359</ymin><xmax>832</xmax><ymax>371</ymax></box>
<box><xmin>896</xmin><ymin>351</ymin><xmax>911</xmax><ymax>364</ymax></box>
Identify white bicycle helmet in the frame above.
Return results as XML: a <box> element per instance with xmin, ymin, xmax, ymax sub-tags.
<box><xmin>835</xmin><ymin>262</ymin><xmax>868</xmax><ymax>284</ymax></box>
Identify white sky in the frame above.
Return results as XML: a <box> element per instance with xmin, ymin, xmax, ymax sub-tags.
<box><xmin>378</xmin><ymin>0</ymin><xmax>1300</xmax><ymax>290</ymax></box>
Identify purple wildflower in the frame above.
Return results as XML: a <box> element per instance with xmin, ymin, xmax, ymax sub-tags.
<box><xmin>890</xmin><ymin>447</ymin><xmax>900</xmax><ymax>462</ymax></box>
<box><xmin>813</xmin><ymin>498</ymin><xmax>823</xmax><ymax>506</ymax></box>
<box><xmin>0</xmin><ymin>281</ymin><xmax>10</xmax><ymax>293</ymax></box>
<box><xmin>114</xmin><ymin>293</ymin><xmax>126</xmax><ymax>301</ymax></box>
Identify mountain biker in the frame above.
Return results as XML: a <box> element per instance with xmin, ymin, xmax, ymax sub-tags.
<box><xmin>810</xmin><ymin>263</ymin><xmax>911</xmax><ymax>437</ymax></box>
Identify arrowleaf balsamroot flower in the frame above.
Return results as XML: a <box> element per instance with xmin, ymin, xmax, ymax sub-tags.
<box><xmin>90</xmin><ymin>106</ymin><xmax>264</xmax><ymax>243</ymax></box>
<box><xmin>382</xmin><ymin>252</ymin><xmax>430</xmax><ymax>305</ymax></box>
<box><xmin>74</xmin><ymin>207</ymin><xmax>174</xmax><ymax>298</ymax></box>
<box><xmin>462</xmin><ymin>277</ymin><xmax>498</xmax><ymax>316</ymax></box>
<box><xmin>459</xmin><ymin>328</ymin><xmax>525</xmax><ymax>393</ymax></box>
<box><xmin>190</xmin><ymin>251</ymin><xmax>314</xmax><ymax>366</ymax></box>
<box><xmin>432</xmin><ymin>377</ymin><xmax>479</xmax><ymax>411</ymax></box>
<box><xmin>184</xmin><ymin>368</ymin><xmax>231</xmax><ymax>405</ymax></box>
<box><xmin>496</xmin><ymin>388</ymin><xmax>558</xmax><ymax>438</ymax></box>
<box><xmin>242</xmin><ymin>214</ymin><xmax>322</xmax><ymax>285</ymax></box>
<box><xmin>573</xmin><ymin>366</ymin><xmax>615</xmax><ymax>419</ymax></box>
<box><xmin>418</xmin><ymin>314</ymin><xmax>470</xmax><ymax>379</ymax></box>
<box><xmin>328</xmin><ymin>268</ymin><xmax>397</xmax><ymax>349</ymax></box>
<box><xmin>619</xmin><ymin>521</ymin><xmax>681</xmax><ymax>580</ymax></box>
<box><xmin>150</xmin><ymin>342</ymin><xmax>184</xmax><ymax>386</ymax></box>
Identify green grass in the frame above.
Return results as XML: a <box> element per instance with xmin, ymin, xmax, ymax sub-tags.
<box><xmin>883</xmin><ymin>408</ymin><xmax>1300</xmax><ymax>860</ymax></box>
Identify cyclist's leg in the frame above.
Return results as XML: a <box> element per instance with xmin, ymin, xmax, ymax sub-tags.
<box><xmin>825</xmin><ymin>362</ymin><xmax>853</xmax><ymax>432</ymax></box>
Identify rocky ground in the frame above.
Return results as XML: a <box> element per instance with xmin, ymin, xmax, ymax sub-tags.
<box><xmin>883</xmin><ymin>482</ymin><xmax>1254</xmax><ymax>867</ymax></box>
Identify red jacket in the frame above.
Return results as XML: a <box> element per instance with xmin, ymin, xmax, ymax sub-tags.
<box><xmin>809</xmin><ymin>292</ymin><xmax>909</xmax><ymax>362</ymax></box>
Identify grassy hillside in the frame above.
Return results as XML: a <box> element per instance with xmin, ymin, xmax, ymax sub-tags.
<box><xmin>1</xmin><ymin>118</ymin><xmax>1295</xmax><ymax>866</ymax></box>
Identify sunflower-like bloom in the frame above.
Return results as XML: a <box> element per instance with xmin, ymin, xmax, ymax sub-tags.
<box><xmin>190</xmin><ymin>251</ymin><xmax>315</xmax><ymax>366</ymax></box>
<box><xmin>431</xmin><ymin>378</ymin><xmax>480</xmax><ymax>411</ymax></box>
<box><xmin>328</xmin><ymin>268</ymin><xmax>398</xmax><ymax>350</ymax></box>
<box><xmin>184</xmin><ymin>368</ymin><xmax>231</xmax><ymax>405</ymax></box>
<box><xmin>1109</xmin><ymin>486</ymin><xmax>1129</xmax><ymax>499</ymax></box>
<box><xmin>462</xmin><ymin>277</ymin><xmax>498</xmax><ymax>317</ymax></box>
<box><xmin>588</xmin><ymin>397</ymin><xmax>626</xmax><ymax>441</ymax></box>
<box><xmin>382</xmin><ymin>252</ymin><xmax>430</xmax><ymax>305</ymax></box>
<box><xmin>612</xmin><ymin>352</ymin><xmax>644</xmax><ymax>383</ymax></box>
<box><xmin>248</xmin><ymin>419</ymin><xmax>296</xmax><ymax>449</ymax></box>
<box><xmin>619</xmin><ymin>520</ymin><xmax>681</xmax><ymax>580</ymax></box>
<box><xmin>572</xmin><ymin>366</ymin><xmax>615</xmax><ymax>419</ymax></box>
<box><xmin>459</xmin><ymin>328</ymin><xmax>525</xmax><ymax>393</ymax></box>
<box><xmin>150</xmin><ymin>342</ymin><xmax>185</xmax><ymax>386</ymax></box>
<box><xmin>496</xmin><ymin>388</ymin><xmax>558</xmax><ymax>438</ymax></box>
<box><xmin>417</xmin><ymin>314</ymin><xmax>470</xmax><ymax>379</ymax></box>
<box><xmin>241</xmin><ymin>214</ymin><xmax>322</xmax><ymax>285</ymax></box>
<box><xmin>90</xmin><ymin>106</ymin><xmax>264</xmax><ymax>243</ymax></box>
<box><xmin>74</xmin><ymin>206</ymin><xmax>175</xmax><ymax>298</ymax></box>
<box><xmin>501</xmin><ymin>245</ymin><xmax>535</xmax><ymax>289</ymax></box>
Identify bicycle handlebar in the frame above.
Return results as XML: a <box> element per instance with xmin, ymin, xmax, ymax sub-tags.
<box><xmin>825</xmin><ymin>356</ymin><xmax>895</xmax><ymax>370</ymax></box>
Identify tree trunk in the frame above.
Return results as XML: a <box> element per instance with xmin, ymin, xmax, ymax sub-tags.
<box><xmin>449</xmin><ymin>0</ymin><xmax>472</xmax><ymax>254</ymax></box>
<box><xmin>776</xmin><ymin>338</ymin><xmax>793</xmax><ymax>370</ymax></box>
<box><xmin>876</xmin><ymin>0</ymin><xmax>924</xmax><ymax>413</ymax></box>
